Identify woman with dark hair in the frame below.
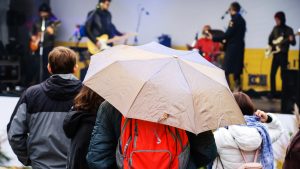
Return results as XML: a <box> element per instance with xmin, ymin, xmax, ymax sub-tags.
<box><xmin>63</xmin><ymin>85</ymin><xmax>104</xmax><ymax>169</ymax></box>
<box><xmin>212</xmin><ymin>92</ymin><xmax>283</xmax><ymax>169</ymax></box>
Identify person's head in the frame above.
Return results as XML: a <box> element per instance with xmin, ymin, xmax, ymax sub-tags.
<box><xmin>47</xmin><ymin>46</ymin><xmax>78</xmax><ymax>75</ymax></box>
<box><xmin>73</xmin><ymin>85</ymin><xmax>104</xmax><ymax>113</ymax></box>
<box><xmin>233</xmin><ymin>92</ymin><xmax>255</xmax><ymax>116</ymax></box>
<box><xmin>39</xmin><ymin>3</ymin><xmax>51</xmax><ymax>18</ymax></box>
<box><xmin>98</xmin><ymin>0</ymin><xmax>111</xmax><ymax>10</ymax></box>
<box><xmin>229</xmin><ymin>2</ymin><xmax>241</xmax><ymax>15</ymax></box>
<box><xmin>202</xmin><ymin>25</ymin><xmax>211</xmax><ymax>37</ymax></box>
<box><xmin>274</xmin><ymin>11</ymin><xmax>286</xmax><ymax>26</ymax></box>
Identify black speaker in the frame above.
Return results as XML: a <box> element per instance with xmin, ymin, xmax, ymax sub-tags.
<box><xmin>281</xmin><ymin>70</ymin><xmax>298</xmax><ymax>114</ymax></box>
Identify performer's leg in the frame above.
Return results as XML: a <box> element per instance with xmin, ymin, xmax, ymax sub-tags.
<box><xmin>280</xmin><ymin>52</ymin><xmax>289</xmax><ymax>112</ymax></box>
<box><xmin>225</xmin><ymin>72</ymin><xmax>230</xmax><ymax>87</ymax></box>
<box><xmin>270</xmin><ymin>55</ymin><xmax>280</xmax><ymax>97</ymax></box>
<box><xmin>234</xmin><ymin>73</ymin><xmax>241</xmax><ymax>91</ymax></box>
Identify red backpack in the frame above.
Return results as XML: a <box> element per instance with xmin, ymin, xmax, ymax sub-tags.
<box><xmin>116</xmin><ymin>117</ymin><xmax>190</xmax><ymax>169</ymax></box>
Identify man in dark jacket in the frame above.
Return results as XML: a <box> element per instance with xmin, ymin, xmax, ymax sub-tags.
<box><xmin>7</xmin><ymin>47</ymin><xmax>82</xmax><ymax>169</ymax></box>
<box><xmin>86</xmin><ymin>101</ymin><xmax>217</xmax><ymax>169</ymax></box>
<box><xmin>210</xmin><ymin>2</ymin><xmax>246</xmax><ymax>91</ymax></box>
<box><xmin>268</xmin><ymin>11</ymin><xmax>296</xmax><ymax>102</ymax></box>
<box><xmin>85</xmin><ymin>0</ymin><xmax>122</xmax><ymax>49</ymax></box>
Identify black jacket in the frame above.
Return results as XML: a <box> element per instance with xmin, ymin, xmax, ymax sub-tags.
<box><xmin>268</xmin><ymin>24</ymin><xmax>296</xmax><ymax>54</ymax></box>
<box><xmin>63</xmin><ymin>111</ymin><xmax>97</xmax><ymax>169</ymax></box>
<box><xmin>213</xmin><ymin>13</ymin><xmax>246</xmax><ymax>74</ymax></box>
<box><xmin>86</xmin><ymin>101</ymin><xmax>217</xmax><ymax>169</ymax></box>
<box><xmin>7</xmin><ymin>74</ymin><xmax>82</xmax><ymax>169</ymax></box>
<box><xmin>85</xmin><ymin>8</ymin><xmax>122</xmax><ymax>44</ymax></box>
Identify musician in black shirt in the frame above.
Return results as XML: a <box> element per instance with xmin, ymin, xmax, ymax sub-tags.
<box><xmin>85</xmin><ymin>0</ymin><xmax>122</xmax><ymax>50</ymax></box>
<box><xmin>210</xmin><ymin>2</ymin><xmax>246</xmax><ymax>91</ymax></box>
<box><xmin>268</xmin><ymin>11</ymin><xmax>296</xmax><ymax>99</ymax></box>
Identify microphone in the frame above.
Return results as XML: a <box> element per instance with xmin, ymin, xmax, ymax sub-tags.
<box><xmin>221</xmin><ymin>11</ymin><xmax>229</xmax><ymax>20</ymax></box>
<box><xmin>141</xmin><ymin>7</ymin><xmax>150</xmax><ymax>15</ymax></box>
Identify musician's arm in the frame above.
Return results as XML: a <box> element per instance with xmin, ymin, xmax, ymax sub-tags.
<box><xmin>268</xmin><ymin>28</ymin><xmax>275</xmax><ymax>46</ymax></box>
<box><xmin>288</xmin><ymin>28</ymin><xmax>296</xmax><ymax>46</ymax></box>
<box><xmin>212</xmin><ymin>20</ymin><xmax>236</xmax><ymax>42</ymax></box>
<box><xmin>85</xmin><ymin>15</ymin><xmax>98</xmax><ymax>44</ymax></box>
<box><xmin>111</xmin><ymin>24</ymin><xmax>123</xmax><ymax>36</ymax></box>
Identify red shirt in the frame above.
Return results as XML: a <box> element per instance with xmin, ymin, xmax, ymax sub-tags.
<box><xmin>194</xmin><ymin>38</ymin><xmax>220</xmax><ymax>62</ymax></box>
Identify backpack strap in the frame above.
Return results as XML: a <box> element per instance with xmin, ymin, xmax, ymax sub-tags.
<box><xmin>253</xmin><ymin>148</ymin><xmax>260</xmax><ymax>163</ymax></box>
<box><xmin>175</xmin><ymin>128</ymin><xmax>184</xmax><ymax>150</ymax></box>
<box><xmin>216</xmin><ymin>153</ymin><xmax>225</xmax><ymax>169</ymax></box>
<box><xmin>237</xmin><ymin>145</ymin><xmax>261</xmax><ymax>163</ymax></box>
<box><xmin>120</xmin><ymin>118</ymin><xmax>131</xmax><ymax>138</ymax></box>
<box><xmin>238</xmin><ymin>147</ymin><xmax>248</xmax><ymax>163</ymax></box>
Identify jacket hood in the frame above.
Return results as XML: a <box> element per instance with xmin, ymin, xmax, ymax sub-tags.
<box><xmin>41</xmin><ymin>75</ymin><xmax>82</xmax><ymax>100</ymax></box>
<box><xmin>63</xmin><ymin>111</ymin><xmax>96</xmax><ymax>138</ymax></box>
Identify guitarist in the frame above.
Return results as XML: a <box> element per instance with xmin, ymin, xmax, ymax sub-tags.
<box><xmin>268</xmin><ymin>11</ymin><xmax>296</xmax><ymax>100</ymax></box>
<box><xmin>31</xmin><ymin>3</ymin><xmax>59</xmax><ymax>81</ymax></box>
<box><xmin>85</xmin><ymin>0</ymin><xmax>123</xmax><ymax>52</ymax></box>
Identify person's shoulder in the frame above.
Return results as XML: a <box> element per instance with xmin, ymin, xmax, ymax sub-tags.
<box><xmin>24</xmin><ymin>84</ymin><xmax>43</xmax><ymax>97</ymax></box>
<box><xmin>100</xmin><ymin>100</ymin><xmax>114</xmax><ymax>110</ymax></box>
<box><xmin>285</xmin><ymin>25</ymin><xmax>294</xmax><ymax>32</ymax></box>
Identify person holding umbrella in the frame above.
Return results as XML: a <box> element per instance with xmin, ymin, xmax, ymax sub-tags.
<box><xmin>84</xmin><ymin>42</ymin><xmax>245</xmax><ymax>168</ymax></box>
<box><xmin>86</xmin><ymin>101</ymin><xmax>217</xmax><ymax>169</ymax></box>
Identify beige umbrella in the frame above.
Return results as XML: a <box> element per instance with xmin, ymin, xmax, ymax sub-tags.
<box><xmin>84</xmin><ymin>42</ymin><xmax>244</xmax><ymax>134</ymax></box>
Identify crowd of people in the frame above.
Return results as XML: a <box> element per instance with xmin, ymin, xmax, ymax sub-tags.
<box><xmin>5</xmin><ymin>45</ymin><xmax>300</xmax><ymax>169</ymax></box>
<box><xmin>5</xmin><ymin>0</ymin><xmax>300</xmax><ymax>169</ymax></box>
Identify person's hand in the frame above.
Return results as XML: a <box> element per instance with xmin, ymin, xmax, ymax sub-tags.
<box><xmin>207</xmin><ymin>32</ymin><xmax>213</xmax><ymax>39</ymax></box>
<box><xmin>46</xmin><ymin>27</ymin><xmax>54</xmax><ymax>35</ymax></box>
<box><xmin>288</xmin><ymin>35</ymin><xmax>294</xmax><ymax>42</ymax></box>
<box><xmin>255</xmin><ymin>110</ymin><xmax>268</xmax><ymax>123</ymax></box>
<box><xmin>96</xmin><ymin>40</ymin><xmax>103</xmax><ymax>48</ymax></box>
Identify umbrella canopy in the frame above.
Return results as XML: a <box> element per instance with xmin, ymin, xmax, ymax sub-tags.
<box><xmin>84</xmin><ymin>42</ymin><xmax>244</xmax><ymax>134</ymax></box>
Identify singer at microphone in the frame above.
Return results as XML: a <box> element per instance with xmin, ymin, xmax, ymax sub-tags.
<box><xmin>31</xmin><ymin>3</ymin><xmax>58</xmax><ymax>81</ymax></box>
<box><xmin>210</xmin><ymin>2</ymin><xmax>246</xmax><ymax>91</ymax></box>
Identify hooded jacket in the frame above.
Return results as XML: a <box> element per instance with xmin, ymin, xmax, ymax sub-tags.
<box><xmin>7</xmin><ymin>74</ymin><xmax>82</xmax><ymax>169</ymax></box>
<box><xmin>212</xmin><ymin>113</ymin><xmax>283</xmax><ymax>169</ymax></box>
<box><xmin>63</xmin><ymin>111</ymin><xmax>96</xmax><ymax>169</ymax></box>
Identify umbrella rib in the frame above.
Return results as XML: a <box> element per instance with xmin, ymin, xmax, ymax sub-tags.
<box><xmin>180</xmin><ymin>60</ymin><xmax>231</xmax><ymax>93</ymax></box>
<box><xmin>177</xmin><ymin>59</ymin><xmax>197</xmax><ymax>134</ymax></box>
<box><xmin>126</xmin><ymin>58</ymin><xmax>174</xmax><ymax>116</ymax></box>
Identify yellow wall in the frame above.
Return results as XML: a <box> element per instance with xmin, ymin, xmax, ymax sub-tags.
<box><xmin>242</xmin><ymin>49</ymin><xmax>299</xmax><ymax>92</ymax></box>
<box><xmin>55</xmin><ymin>41</ymin><xmax>299</xmax><ymax>92</ymax></box>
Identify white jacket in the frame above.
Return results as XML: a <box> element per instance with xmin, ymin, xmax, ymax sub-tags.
<box><xmin>212</xmin><ymin>113</ymin><xmax>283</xmax><ymax>169</ymax></box>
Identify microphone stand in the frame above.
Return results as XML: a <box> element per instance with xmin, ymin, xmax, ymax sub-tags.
<box><xmin>39</xmin><ymin>18</ymin><xmax>46</xmax><ymax>82</ymax></box>
<box><xmin>134</xmin><ymin>7</ymin><xmax>149</xmax><ymax>45</ymax></box>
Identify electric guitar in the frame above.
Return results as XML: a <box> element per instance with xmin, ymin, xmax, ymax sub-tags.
<box><xmin>87</xmin><ymin>33</ymin><xmax>136</xmax><ymax>55</ymax></box>
<box><xmin>265</xmin><ymin>36</ymin><xmax>283</xmax><ymax>58</ymax></box>
<box><xmin>265</xmin><ymin>32</ymin><xmax>299</xmax><ymax>58</ymax></box>
<box><xmin>30</xmin><ymin>20</ymin><xmax>61</xmax><ymax>52</ymax></box>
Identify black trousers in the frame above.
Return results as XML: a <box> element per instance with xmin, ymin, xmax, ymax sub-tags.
<box><xmin>270</xmin><ymin>52</ymin><xmax>288</xmax><ymax>96</ymax></box>
<box><xmin>225</xmin><ymin>72</ymin><xmax>241</xmax><ymax>88</ymax></box>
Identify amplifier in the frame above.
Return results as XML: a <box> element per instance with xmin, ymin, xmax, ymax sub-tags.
<box><xmin>248</xmin><ymin>74</ymin><xmax>267</xmax><ymax>86</ymax></box>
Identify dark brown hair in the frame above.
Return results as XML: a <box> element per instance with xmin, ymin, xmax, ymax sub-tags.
<box><xmin>73</xmin><ymin>86</ymin><xmax>104</xmax><ymax>114</ymax></box>
<box><xmin>233</xmin><ymin>92</ymin><xmax>255</xmax><ymax>116</ymax></box>
<box><xmin>48</xmin><ymin>46</ymin><xmax>77</xmax><ymax>74</ymax></box>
